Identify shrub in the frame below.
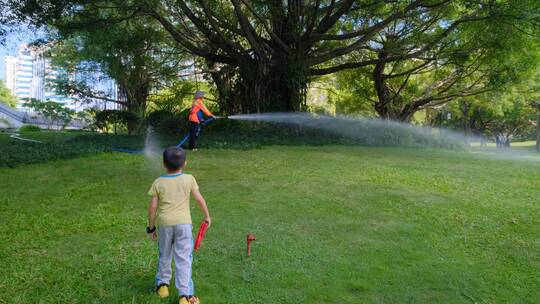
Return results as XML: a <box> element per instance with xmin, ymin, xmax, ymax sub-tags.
<box><xmin>1</xmin><ymin>117</ymin><xmax>467</xmax><ymax>168</ymax></box>
<box><xmin>0</xmin><ymin>133</ymin><xmax>144</xmax><ymax>168</ymax></box>
<box><xmin>0</xmin><ymin>140</ymin><xmax>105</xmax><ymax>168</ymax></box>
<box><xmin>145</xmin><ymin>109</ymin><xmax>188</xmax><ymax>135</ymax></box>
<box><xmin>94</xmin><ymin>110</ymin><xmax>141</xmax><ymax>135</ymax></box>
<box><xmin>22</xmin><ymin>98</ymin><xmax>75</xmax><ymax>129</ymax></box>
<box><xmin>19</xmin><ymin>125</ymin><xmax>41</xmax><ymax>132</ymax></box>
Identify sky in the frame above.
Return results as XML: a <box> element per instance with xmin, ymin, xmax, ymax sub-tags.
<box><xmin>0</xmin><ymin>26</ymin><xmax>44</xmax><ymax>81</ymax></box>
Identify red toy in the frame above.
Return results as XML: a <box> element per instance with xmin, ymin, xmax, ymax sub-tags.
<box><xmin>247</xmin><ymin>234</ymin><xmax>256</xmax><ymax>256</ymax></box>
<box><xmin>194</xmin><ymin>221</ymin><xmax>209</xmax><ymax>252</ymax></box>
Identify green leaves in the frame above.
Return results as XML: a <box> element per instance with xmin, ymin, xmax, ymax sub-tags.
<box><xmin>7</xmin><ymin>0</ymin><xmax>540</xmax><ymax>118</ymax></box>
<box><xmin>23</xmin><ymin>98</ymin><xmax>76</xmax><ymax>128</ymax></box>
<box><xmin>19</xmin><ymin>125</ymin><xmax>41</xmax><ymax>132</ymax></box>
<box><xmin>46</xmin><ymin>9</ymin><xmax>193</xmax><ymax>116</ymax></box>
<box><xmin>0</xmin><ymin>80</ymin><xmax>17</xmax><ymax>108</ymax></box>
<box><xmin>93</xmin><ymin>110</ymin><xmax>140</xmax><ymax>134</ymax></box>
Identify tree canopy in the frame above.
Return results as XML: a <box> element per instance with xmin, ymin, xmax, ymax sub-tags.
<box><xmin>6</xmin><ymin>0</ymin><xmax>540</xmax><ymax>144</ymax></box>
<box><xmin>11</xmin><ymin>0</ymin><xmax>539</xmax><ymax>114</ymax></box>
<box><xmin>47</xmin><ymin>14</ymin><xmax>192</xmax><ymax>117</ymax></box>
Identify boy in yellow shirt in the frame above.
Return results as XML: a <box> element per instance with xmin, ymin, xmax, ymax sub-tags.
<box><xmin>146</xmin><ymin>147</ymin><xmax>211</xmax><ymax>304</ymax></box>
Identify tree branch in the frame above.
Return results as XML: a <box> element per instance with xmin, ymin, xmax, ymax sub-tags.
<box><xmin>146</xmin><ymin>7</ymin><xmax>236</xmax><ymax>65</ymax></box>
<box><xmin>308</xmin><ymin>0</ymin><xmax>428</xmax><ymax>66</ymax></box>
<box><xmin>238</xmin><ymin>0</ymin><xmax>291</xmax><ymax>54</ymax></box>
<box><xmin>230</xmin><ymin>0</ymin><xmax>267</xmax><ymax>59</ymax></box>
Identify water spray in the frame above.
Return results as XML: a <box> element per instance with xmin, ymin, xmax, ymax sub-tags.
<box><xmin>226</xmin><ymin>112</ymin><xmax>477</xmax><ymax>149</ymax></box>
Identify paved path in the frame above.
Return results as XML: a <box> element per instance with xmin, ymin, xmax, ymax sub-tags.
<box><xmin>8</xmin><ymin>133</ymin><xmax>44</xmax><ymax>143</ymax></box>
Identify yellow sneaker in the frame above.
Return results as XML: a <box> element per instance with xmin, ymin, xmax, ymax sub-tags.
<box><xmin>156</xmin><ymin>284</ymin><xmax>169</xmax><ymax>298</ymax></box>
<box><xmin>179</xmin><ymin>296</ymin><xmax>190</xmax><ymax>304</ymax></box>
<box><xmin>179</xmin><ymin>295</ymin><xmax>200</xmax><ymax>304</ymax></box>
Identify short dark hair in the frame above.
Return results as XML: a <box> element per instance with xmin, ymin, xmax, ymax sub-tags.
<box><xmin>163</xmin><ymin>147</ymin><xmax>186</xmax><ymax>170</ymax></box>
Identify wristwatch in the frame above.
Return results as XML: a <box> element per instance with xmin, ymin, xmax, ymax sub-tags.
<box><xmin>146</xmin><ymin>226</ymin><xmax>156</xmax><ymax>234</ymax></box>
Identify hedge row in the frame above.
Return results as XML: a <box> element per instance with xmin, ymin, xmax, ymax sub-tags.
<box><xmin>1</xmin><ymin>120</ymin><xmax>466</xmax><ymax>167</ymax></box>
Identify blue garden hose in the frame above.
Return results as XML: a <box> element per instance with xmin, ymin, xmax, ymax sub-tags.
<box><xmin>176</xmin><ymin>133</ymin><xmax>191</xmax><ymax>148</ymax></box>
<box><xmin>111</xmin><ymin>147</ymin><xmax>143</xmax><ymax>154</ymax></box>
<box><xmin>112</xmin><ymin>116</ymin><xmax>218</xmax><ymax>154</ymax></box>
<box><xmin>176</xmin><ymin>117</ymin><xmax>216</xmax><ymax>148</ymax></box>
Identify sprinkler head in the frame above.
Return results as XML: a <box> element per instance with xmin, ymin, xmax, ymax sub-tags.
<box><xmin>246</xmin><ymin>234</ymin><xmax>256</xmax><ymax>257</ymax></box>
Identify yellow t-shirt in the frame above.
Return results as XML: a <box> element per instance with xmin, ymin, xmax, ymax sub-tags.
<box><xmin>148</xmin><ymin>173</ymin><xmax>199</xmax><ymax>226</ymax></box>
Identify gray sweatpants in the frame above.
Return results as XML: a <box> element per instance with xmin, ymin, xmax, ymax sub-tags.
<box><xmin>156</xmin><ymin>224</ymin><xmax>194</xmax><ymax>296</ymax></box>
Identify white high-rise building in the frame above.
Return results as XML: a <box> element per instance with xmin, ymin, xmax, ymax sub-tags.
<box><xmin>4</xmin><ymin>56</ymin><xmax>17</xmax><ymax>93</ymax></box>
<box><xmin>3</xmin><ymin>44</ymin><xmax>61</xmax><ymax>109</ymax></box>
<box><xmin>4</xmin><ymin>44</ymin><xmax>118</xmax><ymax>111</ymax></box>
<box><xmin>15</xmin><ymin>46</ymin><xmax>33</xmax><ymax>101</ymax></box>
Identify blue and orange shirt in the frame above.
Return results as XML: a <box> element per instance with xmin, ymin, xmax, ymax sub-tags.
<box><xmin>189</xmin><ymin>99</ymin><xmax>213</xmax><ymax>123</ymax></box>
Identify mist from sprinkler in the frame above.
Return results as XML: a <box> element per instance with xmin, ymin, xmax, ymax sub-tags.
<box><xmin>227</xmin><ymin>112</ymin><xmax>540</xmax><ymax>161</ymax></box>
<box><xmin>140</xmin><ymin>112</ymin><xmax>539</xmax><ymax>163</ymax></box>
<box><xmin>227</xmin><ymin>112</ymin><xmax>475</xmax><ymax>149</ymax></box>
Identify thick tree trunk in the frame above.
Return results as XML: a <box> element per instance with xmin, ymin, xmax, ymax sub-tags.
<box><xmin>373</xmin><ymin>52</ymin><xmax>392</xmax><ymax>119</ymax></box>
<box><xmin>122</xmin><ymin>82</ymin><xmax>149</xmax><ymax>135</ymax></box>
<box><xmin>211</xmin><ymin>56</ymin><xmax>307</xmax><ymax>114</ymax></box>
<box><xmin>374</xmin><ymin>91</ymin><xmax>415</xmax><ymax>122</ymax></box>
<box><xmin>536</xmin><ymin>113</ymin><xmax>540</xmax><ymax>151</ymax></box>
<box><xmin>241</xmin><ymin>56</ymin><xmax>306</xmax><ymax>113</ymax></box>
<box><xmin>372</xmin><ymin>50</ymin><xmax>415</xmax><ymax>122</ymax></box>
<box><xmin>460</xmin><ymin>101</ymin><xmax>472</xmax><ymax>145</ymax></box>
<box><xmin>127</xmin><ymin>84</ymin><xmax>149</xmax><ymax>115</ymax></box>
<box><xmin>207</xmin><ymin>62</ymin><xmax>244</xmax><ymax>114</ymax></box>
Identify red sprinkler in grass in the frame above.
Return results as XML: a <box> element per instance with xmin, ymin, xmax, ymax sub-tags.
<box><xmin>246</xmin><ymin>234</ymin><xmax>256</xmax><ymax>257</ymax></box>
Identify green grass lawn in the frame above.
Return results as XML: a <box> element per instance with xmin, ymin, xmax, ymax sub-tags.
<box><xmin>0</xmin><ymin>130</ymin><xmax>88</xmax><ymax>143</ymax></box>
<box><xmin>1</xmin><ymin>146</ymin><xmax>539</xmax><ymax>303</ymax></box>
<box><xmin>469</xmin><ymin>140</ymin><xmax>537</xmax><ymax>149</ymax></box>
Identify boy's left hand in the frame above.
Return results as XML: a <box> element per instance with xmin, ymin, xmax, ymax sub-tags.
<box><xmin>151</xmin><ymin>231</ymin><xmax>158</xmax><ymax>241</ymax></box>
<box><xmin>204</xmin><ymin>216</ymin><xmax>212</xmax><ymax>228</ymax></box>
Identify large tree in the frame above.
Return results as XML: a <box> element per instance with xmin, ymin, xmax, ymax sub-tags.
<box><xmin>4</xmin><ymin>1</ymin><xmax>505</xmax><ymax>112</ymax></box>
<box><xmin>144</xmin><ymin>0</ymin><xmax>508</xmax><ymax>113</ymax></box>
<box><xmin>11</xmin><ymin>0</ymin><xmax>540</xmax><ymax>115</ymax></box>
<box><xmin>335</xmin><ymin>1</ymin><xmax>540</xmax><ymax>121</ymax></box>
<box><xmin>48</xmin><ymin>15</ymin><xmax>190</xmax><ymax>117</ymax></box>
<box><xmin>440</xmin><ymin>89</ymin><xmax>538</xmax><ymax>147</ymax></box>
<box><xmin>532</xmin><ymin>100</ymin><xmax>540</xmax><ymax>151</ymax></box>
